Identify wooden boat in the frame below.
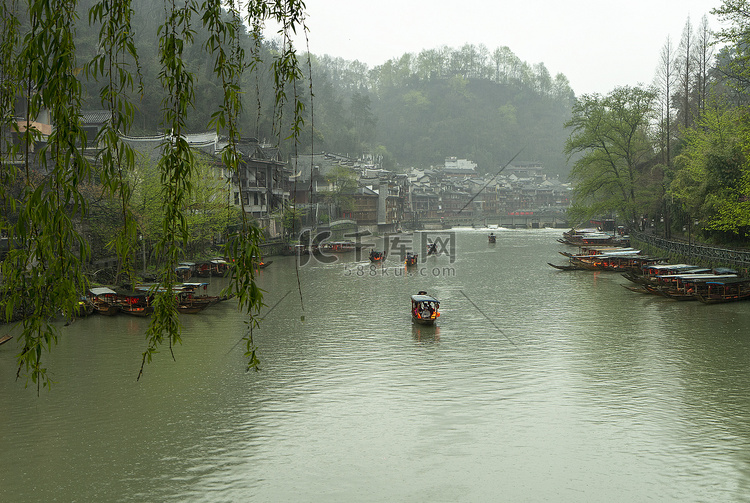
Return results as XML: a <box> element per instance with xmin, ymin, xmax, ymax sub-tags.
<box><xmin>73</xmin><ymin>299</ymin><xmax>95</xmax><ymax>317</ymax></box>
<box><xmin>0</xmin><ymin>334</ymin><xmax>14</xmax><ymax>345</ymax></box>
<box><xmin>254</xmin><ymin>259</ymin><xmax>273</xmax><ymax>269</ymax></box>
<box><xmin>548</xmin><ymin>262</ymin><xmax>586</xmax><ymax>271</ymax></box>
<box><xmin>648</xmin><ymin>273</ymin><xmax>739</xmax><ymax>300</ymax></box>
<box><xmin>405</xmin><ymin>252</ymin><xmax>418</xmax><ymax>266</ymax></box>
<box><xmin>411</xmin><ymin>291</ymin><xmax>440</xmax><ymax>326</ymax></box>
<box><xmin>695</xmin><ymin>277</ymin><xmax>750</xmax><ymax>304</ymax></box>
<box><xmin>488</xmin><ymin>233</ymin><xmax>496</xmax><ymax>243</ymax></box>
<box><xmin>180</xmin><ymin>282</ymin><xmax>228</xmax><ymax>306</ymax></box>
<box><xmin>622</xmin><ymin>263</ymin><xmax>709</xmax><ymax>285</ymax></box>
<box><xmin>369</xmin><ymin>250</ymin><xmax>385</xmax><ymax>262</ymax></box>
<box><xmin>88</xmin><ymin>287</ymin><xmax>121</xmax><ymax>316</ymax></box>
<box><xmin>569</xmin><ymin>252</ymin><xmax>661</xmax><ymax>272</ymax></box>
<box><xmin>622</xmin><ymin>284</ymin><xmax>651</xmax><ymax>294</ymax></box>
<box><xmin>210</xmin><ymin>258</ymin><xmax>231</xmax><ymax>277</ymax></box>
<box><xmin>115</xmin><ymin>291</ymin><xmax>154</xmax><ymax>317</ymax></box>
<box><xmin>319</xmin><ymin>241</ymin><xmax>357</xmax><ymax>253</ymax></box>
<box><xmin>175</xmin><ymin>263</ymin><xmax>193</xmax><ymax>281</ymax></box>
<box><xmin>134</xmin><ymin>283</ymin><xmax>214</xmax><ymax>313</ymax></box>
<box><xmin>194</xmin><ymin>261</ymin><xmax>213</xmax><ymax>277</ymax></box>
<box><xmin>559</xmin><ymin>228</ymin><xmax>630</xmax><ymax>247</ymax></box>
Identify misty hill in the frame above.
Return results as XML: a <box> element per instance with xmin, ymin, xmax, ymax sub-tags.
<box><xmin>72</xmin><ymin>1</ymin><xmax>574</xmax><ymax>178</ymax></box>
<box><xmin>290</xmin><ymin>45</ymin><xmax>576</xmax><ymax>177</ymax></box>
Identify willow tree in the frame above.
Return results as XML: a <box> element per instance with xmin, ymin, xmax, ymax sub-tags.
<box><xmin>0</xmin><ymin>0</ymin><xmax>308</xmax><ymax>392</ymax></box>
<box><xmin>564</xmin><ymin>86</ymin><xmax>658</xmax><ymax>226</ymax></box>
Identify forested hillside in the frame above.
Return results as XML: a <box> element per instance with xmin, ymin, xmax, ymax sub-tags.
<box><xmin>73</xmin><ymin>2</ymin><xmax>575</xmax><ymax>177</ymax></box>
<box><xmin>306</xmin><ymin>48</ymin><xmax>575</xmax><ymax>176</ymax></box>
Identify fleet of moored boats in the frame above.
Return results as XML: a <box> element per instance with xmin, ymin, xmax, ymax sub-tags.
<box><xmin>550</xmin><ymin>228</ymin><xmax>750</xmax><ymax>304</ymax></box>
<box><xmin>76</xmin><ymin>257</ymin><xmax>253</xmax><ymax>319</ymax></box>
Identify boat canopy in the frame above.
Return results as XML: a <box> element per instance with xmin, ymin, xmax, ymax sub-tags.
<box><xmin>714</xmin><ymin>267</ymin><xmax>738</xmax><ymax>275</ymax></box>
<box><xmin>411</xmin><ymin>294</ymin><xmax>438</xmax><ymax>303</ymax></box>
<box><xmin>90</xmin><ymin>287</ymin><xmax>117</xmax><ymax>296</ymax></box>
<box><xmin>646</xmin><ymin>263</ymin><xmax>696</xmax><ymax>270</ymax></box>
<box><xmin>656</xmin><ymin>273</ymin><xmax>736</xmax><ymax>280</ymax></box>
<box><xmin>705</xmin><ymin>277</ymin><xmax>750</xmax><ymax>285</ymax></box>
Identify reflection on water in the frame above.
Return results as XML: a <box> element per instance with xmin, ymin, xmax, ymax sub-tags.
<box><xmin>412</xmin><ymin>324</ymin><xmax>440</xmax><ymax>343</ymax></box>
<box><xmin>3</xmin><ymin>228</ymin><xmax>750</xmax><ymax>502</ymax></box>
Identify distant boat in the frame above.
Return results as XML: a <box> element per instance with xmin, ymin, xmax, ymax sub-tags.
<box><xmin>369</xmin><ymin>250</ymin><xmax>385</xmax><ymax>262</ymax></box>
<box><xmin>488</xmin><ymin>233</ymin><xmax>496</xmax><ymax>243</ymax></box>
<box><xmin>319</xmin><ymin>241</ymin><xmax>357</xmax><ymax>253</ymax></box>
<box><xmin>411</xmin><ymin>291</ymin><xmax>440</xmax><ymax>326</ymax></box>
<box><xmin>405</xmin><ymin>252</ymin><xmax>418</xmax><ymax>267</ymax></box>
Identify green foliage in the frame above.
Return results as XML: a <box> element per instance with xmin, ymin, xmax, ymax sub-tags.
<box><xmin>671</xmin><ymin>104</ymin><xmax>750</xmax><ymax>237</ymax></box>
<box><xmin>564</xmin><ymin>86</ymin><xmax>659</xmax><ymax>224</ymax></box>
<box><xmin>322</xmin><ymin>165</ymin><xmax>357</xmax><ymax>214</ymax></box>
<box><xmin>1</xmin><ymin>0</ymin><xmax>308</xmax><ymax>390</ymax></box>
<box><xmin>302</xmin><ymin>46</ymin><xmax>574</xmax><ymax>175</ymax></box>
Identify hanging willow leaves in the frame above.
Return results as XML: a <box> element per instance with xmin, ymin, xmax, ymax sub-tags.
<box><xmin>1</xmin><ymin>0</ymin><xmax>310</xmax><ymax>391</ymax></box>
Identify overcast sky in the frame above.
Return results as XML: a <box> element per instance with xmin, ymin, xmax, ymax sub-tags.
<box><xmin>278</xmin><ymin>0</ymin><xmax>723</xmax><ymax>96</ymax></box>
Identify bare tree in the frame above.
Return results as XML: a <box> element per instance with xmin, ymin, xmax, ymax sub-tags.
<box><xmin>677</xmin><ymin>17</ymin><xmax>696</xmax><ymax>129</ymax></box>
<box><xmin>694</xmin><ymin>15</ymin><xmax>715</xmax><ymax>113</ymax></box>
<box><xmin>654</xmin><ymin>36</ymin><xmax>676</xmax><ymax>166</ymax></box>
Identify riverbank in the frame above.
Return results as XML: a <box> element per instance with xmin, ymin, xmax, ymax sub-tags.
<box><xmin>630</xmin><ymin>231</ymin><xmax>750</xmax><ymax>276</ymax></box>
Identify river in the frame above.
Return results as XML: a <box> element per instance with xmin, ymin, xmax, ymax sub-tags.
<box><xmin>2</xmin><ymin>228</ymin><xmax>750</xmax><ymax>502</ymax></box>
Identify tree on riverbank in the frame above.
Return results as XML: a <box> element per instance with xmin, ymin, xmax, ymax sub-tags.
<box><xmin>564</xmin><ymin>86</ymin><xmax>659</xmax><ymax>225</ymax></box>
<box><xmin>0</xmin><ymin>0</ymin><xmax>308</xmax><ymax>392</ymax></box>
<box><xmin>563</xmin><ymin>3</ymin><xmax>750</xmax><ymax>248</ymax></box>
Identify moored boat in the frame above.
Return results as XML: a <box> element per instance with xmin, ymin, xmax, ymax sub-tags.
<box><xmin>88</xmin><ymin>287</ymin><xmax>120</xmax><ymax>316</ymax></box>
<box><xmin>411</xmin><ymin>291</ymin><xmax>440</xmax><ymax>325</ymax></box>
<box><xmin>647</xmin><ymin>273</ymin><xmax>739</xmax><ymax>300</ymax></box>
<box><xmin>695</xmin><ymin>277</ymin><xmax>750</xmax><ymax>304</ymax></box>
<box><xmin>180</xmin><ymin>282</ymin><xmax>229</xmax><ymax>306</ymax></box>
<box><xmin>319</xmin><ymin>241</ymin><xmax>357</xmax><ymax>253</ymax></box>
<box><xmin>568</xmin><ymin>252</ymin><xmax>661</xmax><ymax>272</ymax></box>
<box><xmin>194</xmin><ymin>261</ymin><xmax>213</xmax><ymax>277</ymax></box>
<box><xmin>116</xmin><ymin>290</ymin><xmax>154</xmax><ymax>317</ymax></box>
<box><xmin>71</xmin><ymin>298</ymin><xmax>95</xmax><ymax>318</ymax></box>
<box><xmin>559</xmin><ymin>227</ymin><xmax>631</xmax><ymax>247</ymax></box>
<box><xmin>622</xmin><ymin>263</ymin><xmax>709</xmax><ymax>285</ymax></box>
<box><xmin>175</xmin><ymin>262</ymin><xmax>194</xmax><ymax>281</ymax></box>
<box><xmin>210</xmin><ymin>258</ymin><xmax>231</xmax><ymax>277</ymax></box>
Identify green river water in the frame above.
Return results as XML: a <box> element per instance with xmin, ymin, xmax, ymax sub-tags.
<box><xmin>2</xmin><ymin>228</ymin><xmax>750</xmax><ymax>502</ymax></box>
